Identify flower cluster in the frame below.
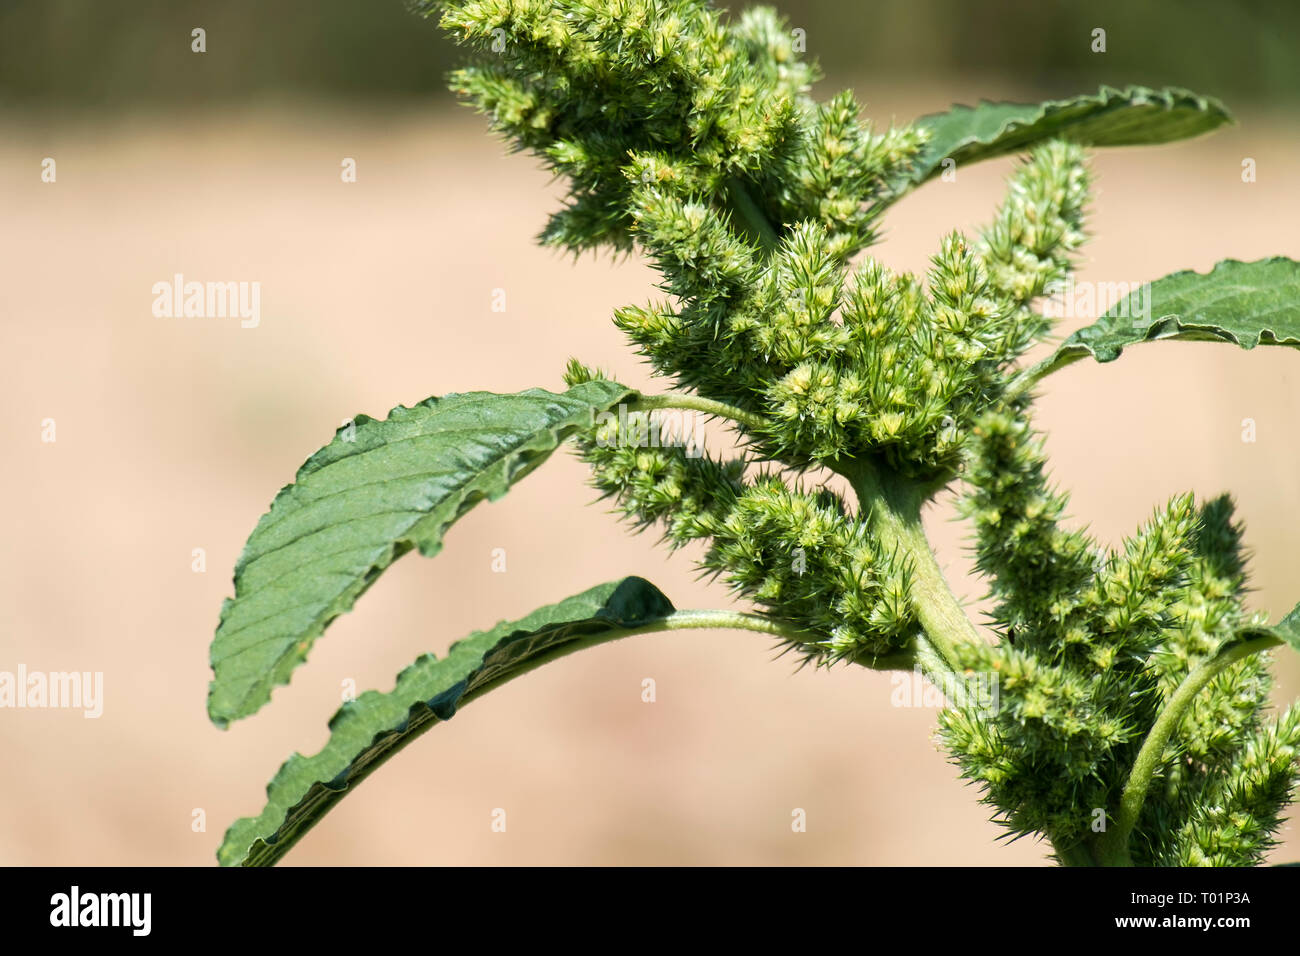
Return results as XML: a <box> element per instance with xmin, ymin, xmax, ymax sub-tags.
<box><xmin>612</xmin><ymin>144</ymin><xmax>1090</xmax><ymax>477</ymax></box>
<box><xmin>945</xmin><ymin>408</ymin><xmax>1300</xmax><ymax>863</ymax></box>
<box><xmin>440</xmin><ymin>0</ymin><xmax>801</xmax><ymax>253</ymax></box>
<box><xmin>564</xmin><ymin>374</ymin><xmax>916</xmax><ymax>662</ymax></box>
<box><xmin>437</xmin><ymin>0</ymin><xmax>1092</xmax><ymax>481</ymax></box>
<box><xmin>437</xmin><ymin>0</ymin><xmax>1089</xmax><ymax>654</ymax></box>
<box><xmin>436</xmin><ymin>0</ymin><xmax>1300</xmax><ymax>865</ymax></box>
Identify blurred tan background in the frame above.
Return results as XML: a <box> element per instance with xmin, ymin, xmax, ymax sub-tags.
<box><xmin>2</xmin><ymin>1</ymin><xmax>1298</xmax><ymax>866</ymax></box>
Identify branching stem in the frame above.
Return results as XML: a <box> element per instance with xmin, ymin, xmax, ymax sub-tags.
<box><xmin>840</xmin><ymin>457</ymin><xmax>983</xmax><ymax>683</ymax></box>
<box><xmin>628</xmin><ymin>393</ymin><xmax>768</xmax><ymax>433</ymax></box>
<box><xmin>462</xmin><ymin>609</ymin><xmax>824</xmax><ymax>708</ymax></box>
<box><xmin>1004</xmin><ymin>350</ymin><xmax>1085</xmax><ymax>402</ymax></box>
<box><xmin>1093</xmin><ymin>633</ymin><xmax>1283</xmax><ymax>866</ymax></box>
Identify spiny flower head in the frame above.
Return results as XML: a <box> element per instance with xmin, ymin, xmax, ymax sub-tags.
<box><xmin>979</xmin><ymin>140</ymin><xmax>1090</xmax><ymax>341</ymax></box>
<box><xmin>703</xmin><ymin>474</ymin><xmax>918</xmax><ymax>662</ymax></box>
<box><xmin>946</xmin><ymin>409</ymin><xmax>1297</xmax><ymax>862</ymax></box>
<box><xmin>437</xmin><ymin>2</ymin><xmax>1096</xmax><ymax>483</ymax></box>
<box><xmin>437</xmin><ymin>0</ymin><xmax>803</xmax><ymax>251</ymax></box>
<box><xmin>566</xmin><ymin>360</ymin><xmax>920</xmax><ymax>664</ymax></box>
<box><xmin>1159</xmin><ymin>706</ymin><xmax>1300</xmax><ymax>866</ymax></box>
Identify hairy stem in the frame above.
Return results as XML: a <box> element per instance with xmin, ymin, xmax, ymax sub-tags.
<box><xmin>1056</xmin><ymin>842</ymin><xmax>1099</xmax><ymax>867</ymax></box>
<box><xmin>462</xmin><ymin>609</ymin><xmax>810</xmax><ymax>702</ymax></box>
<box><xmin>628</xmin><ymin>393</ymin><xmax>769</xmax><ymax>433</ymax></box>
<box><xmin>1004</xmin><ymin>350</ymin><xmax>1086</xmax><ymax>402</ymax></box>
<box><xmin>1093</xmin><ymin>633</ymin><xmax>1283</xmax><ymax>867</ymax></box>
<box><xmin>841</xmin><ymin>458</ymin><xmax>983</xmax><ymax>680</ymax></box>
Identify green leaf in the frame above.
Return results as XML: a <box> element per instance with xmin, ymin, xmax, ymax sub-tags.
<box><xmin>1239</xmin><ymin>601</ymin><xmax>1300</xmax><ymax>655</ymax></box>
<box><xmin>1034</xmin><ymin>257</ymin><xmax>1300</xmax><ymax>380</ymax></box>
<box><xmin>906</xmin><ymin>85</ymin><xmax>1231</xmax><ymax>186</ymax></box>
<box><xmin>207</xmin><ymin>380</ymin><xmax>634</xmax><ymax>728</ymax></box>
<box><xmin>218</xmin><ymin>576</ymin><xmax>676</xmax><ymax>867</ymax></box>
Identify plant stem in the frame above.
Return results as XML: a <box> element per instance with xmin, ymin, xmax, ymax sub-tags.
<box><xmin>628</xmin><ymin>393</ymin><xmax>769</xmax><ymax>433</ymax></box>
<box><xmin>1004</xmin><ymin>350</ymin><xmax>1086</xmax><ymax>402</ymax></box>
<box><xmin>462</xmin><ymin>609</ymin><xmax>811</xmax><ymax>704</ymax></box>
<box><xmin>1056</xmin><ymin>843</ymin><xmax>1098</xmax><ymax>867</ymax></box>
<box><xmin>1093</xmin><ymin>633</ymin><xmax>1283</xmax><ymax>867</ymax></box>
<box><xmin>840</xmin><ymin>457</ymin><xmax>982</xmax><ymax>680</ymax></box>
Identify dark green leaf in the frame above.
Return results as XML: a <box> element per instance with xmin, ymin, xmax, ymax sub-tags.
<box><xmin>207</xmin><ymin>381</ymin><xmax>634</xmax><ymax>727</ymax></box>
<box><xmin>907</xmin><ymin>85</ymin><xmax>1231</xmax><ymax>186</ymax></box>
<box><xmin>1035</xmin><ymin>258</ymin><xmax>1300</xmax><ymax>379</ymax></box>
<box><xmin>218</xmin><ymin>576</ymin><xmax>676</xmax><ymax>866</ymax></box>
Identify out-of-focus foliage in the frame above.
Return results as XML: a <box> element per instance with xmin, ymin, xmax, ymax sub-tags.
<box><xmin>1</xmin><ymin>0</ymin><xmax>1295</xmax><ymax>108</ymax></box>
